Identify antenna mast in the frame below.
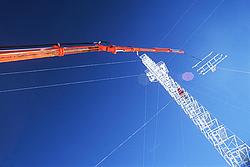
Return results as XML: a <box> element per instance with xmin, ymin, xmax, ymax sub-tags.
<box><xmin>140</xmin><ymin>54</ymin><xmax>250</xmax><ymax>167</ymax></box>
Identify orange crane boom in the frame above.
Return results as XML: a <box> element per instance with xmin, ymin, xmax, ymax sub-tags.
<box><xmin>0</xmin><ymin>41</ymin><xmax>184</xmax><ymax>63</ymax></box>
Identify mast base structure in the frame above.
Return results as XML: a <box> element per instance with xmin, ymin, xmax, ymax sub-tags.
<box><xmin>140</xmin><ymin>54</ymin><xmax>250</xmax><ymax>167</ymax></box>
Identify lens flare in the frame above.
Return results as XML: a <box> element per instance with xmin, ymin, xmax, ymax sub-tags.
<box><xmin>182</xmin><ymin>72</ymin><xmax>194</xmax><ymax>81</ymax></box>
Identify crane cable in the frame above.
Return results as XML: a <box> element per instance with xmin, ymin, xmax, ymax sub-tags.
<box><xmin>152</xmin><ymin>84</ymin><xmax>160</xmax><ymax>166</ymax></box>
<box><xmin>0</xmin><ymin>59</ymin><xmax>139</xmax><ymax>76</ymax></box>
<box><xmin>175</xmin><ymin>0</ymin><xmax>225</xmax><ymax>62</ymax></box>
<box><xmin>157</xmin><ymin>0</ymin><xmax>198</xmax><ymax>46</ymax></box>
<box><xmin>217</xmin><ymin>67</ymin><xmax>250</xmax><ymax>75</ymax></box>
<box><xmin>0</xmin><ymin>73</ymin><xmax>142</xmax><ymax>93</ymax></box>
<box><xmin>142</xmin><ymin>84</ymin><xmax>148</xmax><ymax>167</ymax></box>
<box><xmin>93</xmin><ymin>100</ymin><xmax>173</xmax><ymax>167</ymax></box>
<box><xmin>180</xmin><ymin>0</ymin><xmax>226</xmax><ymax>48</ymax></box>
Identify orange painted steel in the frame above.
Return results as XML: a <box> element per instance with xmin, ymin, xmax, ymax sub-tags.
<box><xmin>0</xmin><ymin>43</ymin><xmax>184</xmax><ymax>63</ymax></box>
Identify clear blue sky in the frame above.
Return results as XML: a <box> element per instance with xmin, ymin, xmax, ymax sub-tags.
<box><xmin>0</xmin><ymin>0</ymin><xmax>249</xmax><ymax>166</ymax></box>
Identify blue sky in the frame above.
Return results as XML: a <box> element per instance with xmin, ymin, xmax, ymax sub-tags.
<box><xmin>0</xmin><ymin>0</ymin><xmax>249</xmax><ymax>166</ymax></box>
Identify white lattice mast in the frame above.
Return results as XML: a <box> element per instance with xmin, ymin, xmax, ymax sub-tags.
<box><xmin>140</xmin><ymin>54</ymin><xmax>250</xmax><ymax>167</ymax></box>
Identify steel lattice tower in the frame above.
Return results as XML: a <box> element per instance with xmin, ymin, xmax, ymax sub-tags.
<box><xmin>140</xmin><ymin>54</ymin><xmax>250</xmax><ymax>167</ymax></box>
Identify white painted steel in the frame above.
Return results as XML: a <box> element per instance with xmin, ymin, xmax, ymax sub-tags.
<box><xmin>140</xmin><ymin>54</ymin><xmax>250</xmax><ymax>167</ymax></box>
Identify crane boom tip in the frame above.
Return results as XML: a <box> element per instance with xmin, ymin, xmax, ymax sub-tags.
<box><xmin>172</xmin><ymin>49</ymin><xmax>184</xmax><ymax>54</ymax></box>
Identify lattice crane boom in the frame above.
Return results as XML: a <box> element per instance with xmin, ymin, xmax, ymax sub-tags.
<box><xmin>140</xmin><ymin>54</ymin><xmax>250</xmax><ymax>167</ymax></box>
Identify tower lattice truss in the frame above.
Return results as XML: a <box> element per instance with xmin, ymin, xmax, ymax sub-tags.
<box><xmin>140</xmin><ymin>54</ymin><xmax>250</xmax><ymax>167</ymax></box>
